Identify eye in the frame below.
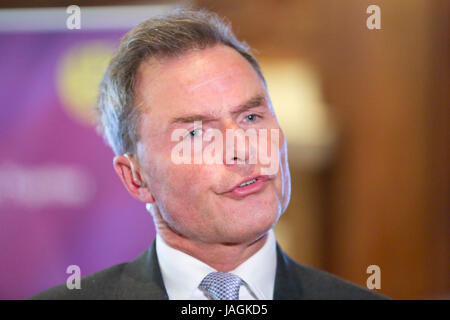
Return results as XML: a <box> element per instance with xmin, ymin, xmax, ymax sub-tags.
<box><xmin>188</xmin><ymin>128</ymin><xmax>202</xmax><ymax>138</ymax></box>
<box><xmin>245</xmin><ymin>114</ymin><xmax>260</xmax><ymax>122</ymax></box>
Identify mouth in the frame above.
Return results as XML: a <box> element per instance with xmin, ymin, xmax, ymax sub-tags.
<box><xmin>224</xmin><ymin>175</ymin><xmax>271</xmax><ymax>198</ymax></box>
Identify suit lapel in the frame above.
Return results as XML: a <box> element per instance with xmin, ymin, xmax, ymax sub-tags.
<box><xmin>273</xmin><ymin>243</ymin><xmax>303</xmax><ymax>299</ymax></box>
<box><xmin>119</xmin><ymin>240</ymin><xmax>169</xmax><ymax>299</ymax></box>
<box><xmin>120</xmin><ymin>240</ymin><xmax>302</xmax><ymax>300</ymax></box>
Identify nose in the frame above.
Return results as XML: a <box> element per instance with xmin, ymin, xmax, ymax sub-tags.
<box><xmin>221</xmin><ymin>119</ymin><xmax>257</xmax><ymax>173</ymax></box>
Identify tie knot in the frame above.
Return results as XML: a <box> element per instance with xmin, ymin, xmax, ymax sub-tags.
<box><xmin>199</xmin><ymin>272</ymin><xmax>244</xmax><ymax>300</ymax></box>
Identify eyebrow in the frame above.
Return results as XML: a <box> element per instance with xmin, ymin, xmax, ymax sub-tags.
<box><xmin>169</xmin><ymin>94</ymin><xmax>266</xmax><ymax>125</ymax></box>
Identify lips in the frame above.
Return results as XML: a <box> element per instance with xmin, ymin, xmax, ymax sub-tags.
<box><xmin>225</xmin><ymin>175</ymin><xmax>271</xmax><ymax>198</ymax></box>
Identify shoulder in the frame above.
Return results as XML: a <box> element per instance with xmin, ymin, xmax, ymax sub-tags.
<box><xmin>29</xmin><ymin>242</ymin><xmax>168</xmax><ymax>300</ymax></box>
<box><xmin>275</xmin><ymin>246</ymin><xmax>389</xmax><ymax>300</ymax></box>
<box><xmin>29</xmin><ymin>262</ymin><xmax>128</xmax><ymax>300</ymax></box>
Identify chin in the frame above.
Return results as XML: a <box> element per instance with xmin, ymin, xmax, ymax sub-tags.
<box><xmin>223</xmin><ymin>209</ymin><xmax>278</xmax><ymax>244</ymax></box>
<box><xmin>214</xmin><ymin>192</ymin><xmax>281</xmax><ymax>242</ymax></box>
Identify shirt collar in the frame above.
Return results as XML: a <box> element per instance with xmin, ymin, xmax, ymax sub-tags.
<box><xmin>156</xmin><ymin>233</ymin><xmax>215</xmax><ymax>300</ymax></box>
<box><xmin>231</xmin><ymin>229</ymin><xmax>276</xmax><ymax>299</ymax></box>
<box><xmin>156</xmin><ymin>229</ymin><xmax>277</xmax><ymax>300</ymax></box>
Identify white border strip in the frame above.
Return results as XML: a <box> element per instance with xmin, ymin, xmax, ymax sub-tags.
<box><xmin>0</xmin><ymin>5</ymin><xmax>180</xmax><ymax>32</ymax></box>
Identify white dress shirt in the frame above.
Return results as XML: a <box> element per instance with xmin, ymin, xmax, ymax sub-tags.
<box><xmin>155</xmin><ymin>229</ymin><xmax>277</xmax><ymax>300</ymax></box>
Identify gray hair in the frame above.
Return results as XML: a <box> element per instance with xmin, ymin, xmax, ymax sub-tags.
<box><xmin>96</xmin><ymin>8</ymin><xmax>266</xmax><ymax>156</ymax></box>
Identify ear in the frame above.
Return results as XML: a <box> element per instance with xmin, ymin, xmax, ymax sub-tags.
<box><xmin>113</xmin><ymin>154</ymin><xmax>155</xmax><ymax>203</ymax></box>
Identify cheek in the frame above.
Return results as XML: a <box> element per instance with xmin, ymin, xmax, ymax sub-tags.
<box><xmin>163</xmin><ymin>165</ymin><xmax>196</xmax><ymax>196</ymax></box>
<box><xmin>145</xmin><ymin>138</ymin><xmax>211</xmax><ymax>196</ymax></box>
<box><xmin>157</xmin><ymin>163</ymin><xmax>217</xmax><ymax>201</ymax></box>
<box><xmin>155</xmin><ymin>165</ymin><xmax>221</xmax><ymax>226</ymax></box>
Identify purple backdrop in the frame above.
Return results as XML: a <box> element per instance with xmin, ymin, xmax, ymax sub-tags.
<box><xmin>0</xmin><ymin>31</ymin><xmax>156</xmax><ymax>299</ymax></box>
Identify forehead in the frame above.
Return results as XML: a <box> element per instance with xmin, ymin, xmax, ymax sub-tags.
<box><xmin>134</xmin><ymin>45</ymin><xmax>266</xmax><ymax>122</ymax></box>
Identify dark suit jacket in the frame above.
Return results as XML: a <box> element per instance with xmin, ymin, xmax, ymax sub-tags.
<box><xmin>30</xmin><ymin>241</ymin><xmax>387</xmax><ymax>300</ymax></box>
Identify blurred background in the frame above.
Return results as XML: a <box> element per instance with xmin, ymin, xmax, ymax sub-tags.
<box><xmin>0</xmin><ymin>0</ymin><xmax>448</xmax><ymax>300</ymax></box>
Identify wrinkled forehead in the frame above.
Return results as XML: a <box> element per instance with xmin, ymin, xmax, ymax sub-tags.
<box><xmin>134</xmin><ymin>45</ymin><xmax>267</xmax><ymax>114</ymax></box>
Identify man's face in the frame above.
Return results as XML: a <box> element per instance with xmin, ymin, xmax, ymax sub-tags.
<box><xmin>134</xmin><ymin>45</ymin><xmax>291</xmax><ymax>245</ymax></box>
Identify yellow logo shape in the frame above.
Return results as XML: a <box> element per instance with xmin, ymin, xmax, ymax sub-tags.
<box><xmin>57</xmin><ymin>42</ymin><xmax>114</xmax><ymax>125</ymax></box>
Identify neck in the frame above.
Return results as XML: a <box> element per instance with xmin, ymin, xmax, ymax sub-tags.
<box><xmin>151</xmin><ymin>206</ymin><xmax>268</xmax><ymax>272</ymax></box>
<box><xmin>162</xmin><ymin>231</ymin><xmax>269</xmax><ymax>272</ymax></box>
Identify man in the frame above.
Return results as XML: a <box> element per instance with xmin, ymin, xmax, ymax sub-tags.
<box><xmin>32</xmin><ymin>9</ymin><xmax>385</xmax><ymax>300</ymax></box>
